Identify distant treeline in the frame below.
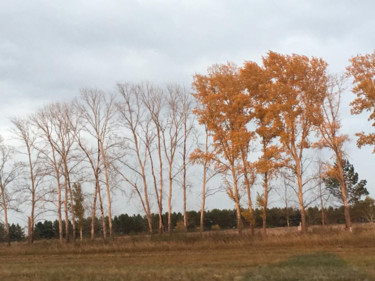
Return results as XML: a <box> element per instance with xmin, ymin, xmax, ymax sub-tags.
<box><xmin>1</xmin><ymin>204</ymin><xmax>370</xmax><ymax>242</ymax></box>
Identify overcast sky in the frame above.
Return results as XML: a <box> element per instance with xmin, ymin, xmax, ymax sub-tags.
<box><xmin>1</xmin><ymin>1</ymin><xmax>374</xmax><ymax>218</ymax></box>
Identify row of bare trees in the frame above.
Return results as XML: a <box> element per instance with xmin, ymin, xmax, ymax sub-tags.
<box><xmin>0</xmin><ymin>50</ymin><xmax>373</xmax><ymax>242</ymax></box>
<box><xmin>115</xmin><ymin>83</ymin><xmax>194</xmax><ymax>235</ymax></box>
<box><xmin>1</xmin><ymin>83</ymin><xmax>195</xmax><ymax>243</ymax></box>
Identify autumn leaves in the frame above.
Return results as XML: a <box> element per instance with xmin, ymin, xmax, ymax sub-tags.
<box><xmin>192</xmin><ymin>50</ymin><xmax>375</xmax><ymax>234</ymax></box>
<box><xmin>347</xmin><ymin>52</ymin><xmax>375</xmax><ymax>151</ymax></box>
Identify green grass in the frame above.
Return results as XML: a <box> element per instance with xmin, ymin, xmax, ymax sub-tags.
<box><xmin>0</xmin><ymin>225</ymin><xmax>374</xmax><ymax>281</ymax></box>
<box><xmin>243</xmin><ymin>253</ymin><xmax>371</xmax><ymax>281</ymax></box>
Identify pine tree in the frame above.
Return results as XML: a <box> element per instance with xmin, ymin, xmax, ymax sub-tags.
<box><xmin>323</xmin><ymin>160</ymin><xmax>368</xmax><ymax>205</ymax></box>
<box><xmin>72</xmin><ymin>182</ymin><xmax>85</xmax><ymax>241</ymax></box>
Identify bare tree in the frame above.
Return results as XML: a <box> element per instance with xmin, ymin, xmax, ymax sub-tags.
<box><xmin>141</xmin><ymin>84</ymin><xmax>166</xmax><ymax>234</ymax></box>
<box><xmin>162</xmin><ymin>85</ymin><xmax>185</xmax><ymax>234</ymax></box>
<box><xmin>45</xmin><ymin>103</ymin><xmax>79</xmax><ymax>242</ymax></box>
<box><xmin>316</xmin><ymin>159</ymin><xmax>330</xmax><ymax>226</ymax></box>
<box><xmin>277</xmin><ymin>169</ymin><xmax>300</xmax><ymax>228</ymax></box>
<box><xmin>180</xmin><ymin>89</ymin><xmax>195</xmax><ymax>232</ymax></box>
<box><xmin>32</xmin><ymin>106</ymin><xmax>64</xmax><ymax>242</ymax></box>
<box><xmin>11</xmin><ymin>117</ymin><xmax>44</xmax><ymax>243</ymax></box>
<box><xmin>190</xmin><ymin>125</ymin><xmax>218</xmax><ymax>236</ymax></box>
<box><xmin>72</xmin><ymin>106</ymin><xmax>107</xmax><ymax>241</ymax></box>
<box><xmin>316</xmin><ymin>75</ymin><xmax>352</xmax><ymax>231</ymax></box>
<box><xmin>281</xmin><ymin>156</ymin><xmax>327</xmax><ymax>228</ymax></box>
<box><xmin>117</xmin><ymin>83</ymin><xmax>153</xmax><ymax>234</ymax></box>
<box><xmin>77</xmin><ymin>89</ymin><xmax>117</xmax><ymax>239</ymax></box>
<box><xmin>0</xmin><ymin>136</ymin><xmax>21</xmax><ymax>245</ymax></box>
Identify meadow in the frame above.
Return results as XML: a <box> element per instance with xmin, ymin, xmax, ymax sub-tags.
<box><xmin>0</xmin><ymin>224</ymin><xmax>374</xmax><ymax>281</ymax></box>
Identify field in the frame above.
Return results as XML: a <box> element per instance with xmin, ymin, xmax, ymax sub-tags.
<box><xmin>0</xmin><ymin>224</ymin><xmax>374</xmax><ymax>281</ymax></box>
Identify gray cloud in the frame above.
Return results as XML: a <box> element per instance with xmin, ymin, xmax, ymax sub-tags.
<box><xmin>0</xmin><ymin>0</ymin><xmax>374</xmax><ymax>201</ymax></box>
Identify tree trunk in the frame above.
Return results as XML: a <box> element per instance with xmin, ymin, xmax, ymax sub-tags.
<box><xmin>57</xmin><ymin>179</ymin><xmax>63</xmax><ymax>242</ymax></box>
<box><xmin>64</xmin><ymin>186</ymin><xmax>70</xmax><ymax>242</ymax></box>
<box><xmin>318</xmin><ymin>176</ymin><xmax>326</xmax><ymax>226</ymax></box>
<box><xmin>157</xmin><ymin>130</ymin><xmax>164</xmax><ymax>234</ymax></box>
<box><xmin>296</xmin><ymin>159</ymin><xmax>307</xmax><ymax>234</ymax></box>
<box><xmin>50</xmin><ymin>145</ymin><xmax>63</xmax><ymax>242</ymax></box>
<box><xmin>67</xmin><ymin>180</ymin><xmax>76</xmax><ymax>242</ymax></box>
<box><xmin>143</xmin><ymin>178</ymin><xmax>153</xmax><ymax>235</ymax></box>
<box><xmin>26</xmin><ymin>143</ymin><xmax>36</xmax><ymax>244</ymax></box>
<box><xmin>183</xmin><ymin>170</ymin><xmax>188</xmax><ymax>233</ymax></box>
<box><xmin>200</xmin><ymin>129</ymin><xmax>210</xmax><ymax>237</ymax></box>
<box><xmin>183</xmin><ymin>174</ymin><xmax>188</xmax><ymax>232</ymax></box>
<box><xmin>146</xmin><ymin>213</ymin><xmax>153</xmax><ymax>235</ymax></box>
<box><xmin>246</xmin><ymin>181</ymin><xmax>255</xmax><ymax>236</ymax></box>
<box><xmin>64</xmin><ymin>160</ymin><xmax>76</xmax><ymax>242</ymax></box>
<box><xmin>262</xmin><ymin>172</ymin><xmax>269</xmax><ymax>236</ymax></box>
<box><xmin>148</xmin><ymin>142</ymin><xmax>164</xmax><ymax>235</ymax></box>
<box><xmin>99</xmin><ymin>141</ymin><xmax>113</xmax><ymax>239</ymax></box>
<box><xmin>28</xmin><ymin>217</ymin><xmax>32</xmax><ymax>244</ymax></box>
<box><xmin>182</xmin><ymin>119</ymin><xmax>188</xmax><ymax>233</ymax></box>
<box><xmin>200</xmin><ymin>160</ymin><xmax>207</xmax><ymax>236</ymax></box>
<box><xmin>343</xmin><ymin>195</ymin><xmax>352</xmax><ymax>231</ymax></box>
<box><xmin>168</xmin><ymin>165</ymin><xmax>173</xmax><ymax>234</ymax></box>
<box><xmin>2</xmin><ymin>197</ymin><xmax>10</xmax><ymax>246</ymax></box>
<box><xmin>241</xmin><ymin>150</ymin><xmax>254</xmax><ymax>236</ymax></box>
<box><xmin>284</xmin><ymin>183</ymin><xmax>290</xmax><ymax>228</ymax></box>
<box><xmin>133</xmin><ymin>130</ymin><xmax>152</xmax><ymax>235</ymax></box>
<box><xmin>297</xmin><ymin>185</ymin><xmax>307</xmax><ymax>233</ymax></box>
<box><xmin>96</xmin><ymin>180</ymin><xmax>107</xmax><ymax>240</ymax></box>
<box><xmin>30</xmin><ymin>192</ymin><xmax>35</xmax><ymax>244</ymax></box>
<box><xmin>91</xmin><ymin>180</ymin><xmax>98</xmax><ymax>241</ymax></box>
<box><xmin>231</xmin><ymin>166</ymin><xmax>242</xmax><ymax>235</ymax></box>
<box><xmin>337</xmin><ymin>160</ymin><xmax>352</xmax><ymax>231</ymax></box>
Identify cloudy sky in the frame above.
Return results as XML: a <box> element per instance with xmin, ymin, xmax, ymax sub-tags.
<box><xmin>1</xmin><ymin>0</ymin><xmax>374</xmax><ymax>216</ymax></box>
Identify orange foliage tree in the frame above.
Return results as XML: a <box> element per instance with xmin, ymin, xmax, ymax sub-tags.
<box><xmin>262</xmin><ymin>51</ymin><xmax>328</xmax><ymax>234</ymax></box>
<box><xmin>346</xmin><ymin>51</ymin><xmax>375</xmax><ymax>151</ymax></box>
<box><xmin>241</xmin><ymin>60</ymin><xmax>286</xmax><ymax>236</ymax></box>
<box><xmin>192</xmin><ymin>63</ymin><xmax>254</xmax><ymax>235</ymax></box>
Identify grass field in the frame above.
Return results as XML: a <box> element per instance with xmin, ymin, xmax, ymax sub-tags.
<box><xmin>0</xmin><ymin>224</ymin><xmax>374</xmax><ymax>281</ymax></box>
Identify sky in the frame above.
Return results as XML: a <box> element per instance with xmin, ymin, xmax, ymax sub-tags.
<box><xmin>0</xmin><ymin>0</ymin><xmax>375</xmax><ymax>220</ymax></box>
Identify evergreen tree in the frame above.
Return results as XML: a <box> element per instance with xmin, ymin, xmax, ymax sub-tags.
<box><xmin>34</xmin><ymin>221</ymin><xmax>55</xmax><ymax>240</ymax></box>
<box><xmin>0</xmin><ymin>223</ymin><xmax>6</xmax><ymax>242</ymax></box>
<box><xmin>324</xmin><ymin>160</ymin><xmax>368</xmax><ymax>205</ymax></box>
<box><xmin>9</xmin><ymin>224</ymin><xmax>25</xmax><ymax>241</ymax></box>
<box><xmin>72</xmin><ymin>182</ymin><xmax>85</xmax><ymax>241</ymax></box>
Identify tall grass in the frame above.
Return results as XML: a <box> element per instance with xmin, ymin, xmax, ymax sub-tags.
<box><xmin>1</xmin><ymin>223</ymin><xmax>374</xmax><ymax>256</ymax></box>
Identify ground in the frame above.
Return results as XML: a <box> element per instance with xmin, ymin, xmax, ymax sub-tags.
<box><xmin>0</xmin><ymin>225</ymin><xmax>374</xmax><ymax>281</ymax></box>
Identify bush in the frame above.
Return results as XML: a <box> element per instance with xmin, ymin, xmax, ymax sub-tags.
<box><xmin>174</xmin><ymin>220</ymin><xmax>186</xmax><ymax>232</ymax></box>
<box><xmin>211</xmin><ymin>224</ymin><xmax>221</xmax><ymax>231</ymax></box>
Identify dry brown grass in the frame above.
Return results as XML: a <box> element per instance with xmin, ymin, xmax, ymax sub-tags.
<box><xmin>0</xmin><ymin>223</ymin><xmax>374</xmax><ymax>280</ymax></box>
